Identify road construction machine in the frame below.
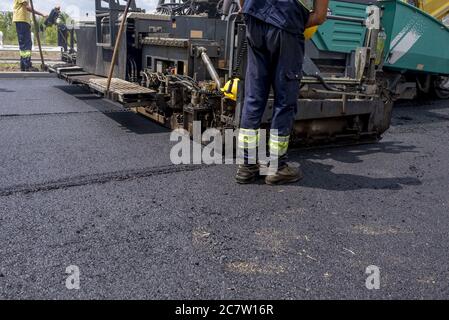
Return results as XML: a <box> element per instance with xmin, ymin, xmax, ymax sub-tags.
<box><xmin>310</xmin><ymin>0</ymin><xmax>449</xmax><ymax>100</ymax></box>
<box><xmin>52</xmin><ymin>0</ymin><xmax>449</xmax><ymax>146</ymax></box>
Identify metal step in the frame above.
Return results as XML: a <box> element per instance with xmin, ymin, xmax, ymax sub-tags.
<box><xmin>59</xmin><ymin>71</ymin><xmax>91</xmax><ymax>79</ymax></box>
<box><xmin>66</xmin><ymin>74</ymin><xmax>104</xmax><ymax>85</ymax></box>
<box><xmin>88</xmin><ymin>78</ymin><xmax>156</xmax><ymax>103</ymax></box>
<box><xmin>56</xmin><ymin>66</ymin><xmax>84</xmax><ymax>75</ymax></box>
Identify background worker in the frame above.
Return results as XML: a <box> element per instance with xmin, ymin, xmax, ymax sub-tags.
<box><xmin>12</xmin><ymin>0</ymin><xmax>47</xmax><ymax>71</ymax></box>
<box><xmin>236</xmin><ymin>0</ymin><xmax>329</xmax><ymax>185</ymax></box>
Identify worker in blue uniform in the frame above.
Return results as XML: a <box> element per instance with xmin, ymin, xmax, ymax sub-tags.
<box><xmin>13</xmin><ymin>0</ymin><xmax>47</xmax><ymax>71</ymax></box>
<box><xmin>236</xmin><ymin>0</ymin><xmax>329</xmax><ymax>185</ymax></box>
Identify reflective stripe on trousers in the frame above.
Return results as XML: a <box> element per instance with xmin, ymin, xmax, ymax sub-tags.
<box><xmin>269</xmin><ymin>133</ymin><xmax>289</xmax><ymax>158</ymax></box>
<box><xmin>237</xmin><ymin>129</ymin><xmax>290</xmax><ymax>165</ymax></box>
<box><xmin>20</xmin><ymin>50</ymin><xmax>31</xmax><ymax>58</ymax></box>
<box><xmin>238</xmin><ymin>128</ymin><xmax>259</xmax><ymax>163</ymax></box>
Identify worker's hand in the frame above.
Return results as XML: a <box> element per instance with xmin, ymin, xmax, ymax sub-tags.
<box><xmin>306</xmin><ymin>0</ymin><xmax>329</xmax><ymax>27</ymax></box>
<box><xmin>305</xmin><ymin>12</ymin><xmax>323</xmax><ymax>27</ymax></box>
<box><xmin>238</xmin><ymin>0</ymin><xmax>244</xmax><ymax>14</ymax></box>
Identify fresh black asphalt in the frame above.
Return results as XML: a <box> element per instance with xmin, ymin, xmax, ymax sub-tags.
<box><xmin>1</xmin><ymin>77</ymin><xmax>448</xmax><ymax>299</ymax></box>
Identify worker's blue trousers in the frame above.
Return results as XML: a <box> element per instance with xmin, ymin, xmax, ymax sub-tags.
<box><xmin>240</xmin><ymin>15</ymin><xmax>305</xmax><ymax>165</ymax></box>
<box><xmin>15</xmin><ymin>22</ymin><xmax>33</xmax><ymax>71</ymax></box>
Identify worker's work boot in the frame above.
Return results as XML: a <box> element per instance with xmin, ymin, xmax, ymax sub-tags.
<box><xmin>265</xmin><ymin>163</ymin><xmax>304</xmax><ymax>186</ymax></box>
<box><xmin>235</xmin><ymin>164</ymin><xmax>260</xmax><ymax>184</ymax></box>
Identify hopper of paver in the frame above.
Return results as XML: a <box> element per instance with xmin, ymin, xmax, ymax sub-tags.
<box><xmin>380</xmin><ymin>0</ymin><xmax>449</xmax><ymax>75</ymax></box>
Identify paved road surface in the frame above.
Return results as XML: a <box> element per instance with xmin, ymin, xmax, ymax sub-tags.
<box><xmin>0</xmin><ymin>76</ymin><xmax>448</xmax><ymax>299</ymax></box>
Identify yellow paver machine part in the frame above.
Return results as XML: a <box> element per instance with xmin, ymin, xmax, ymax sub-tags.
<box><xmin>404</xmin><ymin>0</ymin><xmax>449</xmax><ymax>21</ymax></box>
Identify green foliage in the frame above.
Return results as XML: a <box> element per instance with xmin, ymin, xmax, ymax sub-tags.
<box><xmin>43</xmin><ymin>24</ymin><xmax>58</xmax><ymax>46</ymax></box>
<box><xmin>0</xmin><ymin>12</ymin><xmax>18</xmax><ymax>44</ymax></box>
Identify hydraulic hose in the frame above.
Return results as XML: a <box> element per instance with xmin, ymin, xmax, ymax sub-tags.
<box><xmin>198</xmin><ymin>47</ymin><xmax>222</xmax><ymax>89</ymax></box>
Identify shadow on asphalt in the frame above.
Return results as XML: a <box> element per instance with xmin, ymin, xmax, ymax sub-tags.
<box><xmin>53</xmin><ymin>84</ymin><xmax>170</xmax><ymax>135</ymax></box>
<box><xmin>393</xmin><ymin>99</ymin><xmax>449</xmax><ymax>126</ymax></box>
<box><xmin>296</xmin><ymin>141</ymin><xmax>418</xmax><ymax>164</ymax></box>
<box><xmin>394</xmin><ymin>98</ymin><xmax>449</xmax><ymax>110</ymax></box>
<box><xmin>297</xmin><ymin>160</ymin><xmax>421</xmax><ymax>191</ymax></box>
<box><xmin>0</xmin><ymin>88</ymin><xmax>15</xmax><ymax>93</ymax></box>
<box><xmin>54</xmin><ymin>83</ymin><xmax>423</xmax><ymax>191</ymax></box>
<box><xmin>283</xmin><ymin>141</ymin><xmax>422</xmax><ymax>191</ymax></box>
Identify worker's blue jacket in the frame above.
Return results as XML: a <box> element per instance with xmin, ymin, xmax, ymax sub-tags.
<box><xmin>242</xmin><ymin>0</ymin><xmax>310</xmax><ymax>35</ymax></box>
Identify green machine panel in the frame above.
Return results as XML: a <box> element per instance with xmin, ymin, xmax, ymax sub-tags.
<box><xmin>312</xmin><ymin>0</ymin><xmax>368</xmax><ymax>53</ymax></box>
<box><xmin>380</xmin><ymin>0</ymin><xmax>449</xmax><ymax>75</ymax></box>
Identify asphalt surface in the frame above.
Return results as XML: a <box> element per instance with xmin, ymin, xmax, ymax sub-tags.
<box><xmin>1</xmin><ymin>76</ymin><xmax>449</xmax><ymax>299</ymax></box>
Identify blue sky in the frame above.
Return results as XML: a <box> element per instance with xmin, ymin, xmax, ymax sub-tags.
<box><xmin>0</xmin><ymin>0</ymin><xmax>158</xmax><ymax>15</ymax></box>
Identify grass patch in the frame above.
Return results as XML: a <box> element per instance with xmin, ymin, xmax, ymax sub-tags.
<box><xmin>0</xmin><ymin>62</ymin><xmax>20</xmax><ymax>72</ymax></box>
